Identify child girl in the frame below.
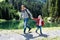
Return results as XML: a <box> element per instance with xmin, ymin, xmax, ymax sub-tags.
<box><xmin>33</xmin><ymin>15</ymin><xmax>44</xmax><ymax>34</ymax></box>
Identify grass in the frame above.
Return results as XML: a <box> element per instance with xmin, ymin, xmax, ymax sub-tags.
<box><xmin>0</xmin><ymin>19</ymin><xmax>6</xmax><ymax>23</ymax></box>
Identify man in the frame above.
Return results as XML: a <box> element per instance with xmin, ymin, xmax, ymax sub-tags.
<box><xmin>21</xmin><ymin>5</ymin><xmax>33</xmax><ymax>34</ymax></box>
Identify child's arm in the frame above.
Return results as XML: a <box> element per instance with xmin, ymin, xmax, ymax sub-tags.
<box><xmin>33</xmin><ymin>18</ymin><xmax>38</xmax><ymax>21</ymax></box>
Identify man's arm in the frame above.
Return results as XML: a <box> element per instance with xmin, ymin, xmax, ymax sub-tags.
<box><xmin>26</xmin><ymin>9</ymin><xmax>33</xmax><ymax>19</ymax></box>
<box><xmin>20</xmin><ymin>12</ymin><xmax>23</xmax><ymax>20</ymax></box>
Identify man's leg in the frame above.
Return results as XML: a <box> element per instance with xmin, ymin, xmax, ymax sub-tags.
<box><xmin>27</xmin><ymin>24</ymin><xmax>31</xmax><ymax>32</ymax></box>
<box><xmin>26</xmin><ymin>18</ymin><xmax>31</xmax><ymax>32</ymax></box>
<box><xmin>24</xmin><ymin>18</ymin><xmax>27</xmax><ymax>34</ymax></box>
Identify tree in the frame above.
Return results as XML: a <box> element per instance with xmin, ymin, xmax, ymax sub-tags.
<box><xmin>0</xmin><ymin>1</ymin><xmax>18</xmax><ymax>20</ymax></box>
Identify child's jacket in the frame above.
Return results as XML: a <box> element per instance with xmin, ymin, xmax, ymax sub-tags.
<box><xmin>33</xmin><ymin>18</ymin><xmax>44</xmax><ymax>26</ymax></box>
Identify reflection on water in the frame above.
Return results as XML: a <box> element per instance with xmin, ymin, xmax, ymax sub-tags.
<box><xmin>0</xmin><ymin>20</ymin><xmax>23</xmax><ymax>29</ymax></box>
<box><xmin>0</xmin><ymin>20</ymin><xmax>59</xmax><ymax>29</ymax></box>
<box><xmin>0</xmin><ymin>20</ymin><xmax>35</xmax><ymax>29</ymax></box>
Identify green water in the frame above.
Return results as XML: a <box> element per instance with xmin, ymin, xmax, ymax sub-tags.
<box><xmin>0</xmin><ymin>20</ymin><xmax>59</xmax><ymax>29</ymax></box>
<box><xmin>0</xmin><ymin>20</ymin><xmax>21</xmax><ymax>29</ymax></box>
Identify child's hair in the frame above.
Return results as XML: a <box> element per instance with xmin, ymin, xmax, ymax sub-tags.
<box><xmin>38</xmin><ymin>15</ymin><xmax>41</xmax><ymax>17</ymax></box>
<box><xmin>38</xmin><ymin>15</ymin><xmax>44</xmax><ymax>19</ymax></box>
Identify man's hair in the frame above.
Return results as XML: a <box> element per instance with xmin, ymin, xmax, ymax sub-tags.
<box><xmin>21</xmin><ymin>4</ymin><xmax>27</xmax><ymax>8</ymax></box>
<box><xmin>22</xmin><ymin>4</ymin><xmax>29</xmax><ymax>9</ymax></box>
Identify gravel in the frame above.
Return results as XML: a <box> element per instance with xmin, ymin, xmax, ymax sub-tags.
<box><xmin>0</xmin><ymin>30</ymin><xmax>60</xmax><ymax>40</ymax></box>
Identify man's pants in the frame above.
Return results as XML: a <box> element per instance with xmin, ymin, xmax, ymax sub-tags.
<box><xmin>24</xmin><ymin>18</ymin><xmax>31</xmax><ymax>33</ymax></box>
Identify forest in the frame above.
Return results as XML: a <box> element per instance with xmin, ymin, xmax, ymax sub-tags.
<box><xmin>0</xmin><ymin>0</ymin><xmax>60</xmax><ymax>29</ymax></box>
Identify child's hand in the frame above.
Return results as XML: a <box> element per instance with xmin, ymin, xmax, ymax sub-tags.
<box><xmin>31</xmin><ymin>17</ymin><xmax>33</xmax><ymax>19</ymax></box>
<box><xmin>32</xmin><ymin>18</ymin><xmax>33</xmax><ymax>19</ymax></box>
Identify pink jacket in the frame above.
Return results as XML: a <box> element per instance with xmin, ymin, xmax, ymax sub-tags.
<box><xmin>33</xmin><ymin>18</ymin><xmax>42</xmax><ymax>26</ymax></box>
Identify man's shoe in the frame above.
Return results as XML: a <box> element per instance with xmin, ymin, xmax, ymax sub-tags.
<box><xmin>35</xmin><ymin>31</ymin><xmax>38</xmax><ymax>33</ymax></box>
<box><xmin>24</xmin><ymin>32</ymin><xmax>26</xmax><ymax>34</ymax></box>
<box><xmin>28</xmin><ymin>28</ymin><xmax>31</xmax><ymax>33</ymax></box>
<box><xmin>29</xmin><ymin>28</ymin><xmax>31</xmax><ymax>31</ymax></box>
<box><xmin>40</xmin><ymin>32</ymin><xmax>43</xmax><ymax>35</ymax></box>
<box><xmin>28</xmin><ymin>31</ymin><xmax>32</xmax><ymax>33</ymax></box>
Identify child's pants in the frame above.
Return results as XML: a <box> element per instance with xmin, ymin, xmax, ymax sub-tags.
<box><xmin>36</xmin><ymin>25</ymin><xmax>42</xmax><ymax>34</ymax></box>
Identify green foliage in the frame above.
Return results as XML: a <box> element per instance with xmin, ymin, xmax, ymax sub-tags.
<box><xmin>22</xmin><ymin>0</ymin><xmax>42</xmax><ymax>17</ymax></box>
<box><xmin>0</xmin><ymin>1</ymin><xmax>18</xmax><ymax>20</ymax></box>
<box><xmin>0</xmin><ymin>0</ymin><xmax>60</xmax><ymax>19</ymax></box>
